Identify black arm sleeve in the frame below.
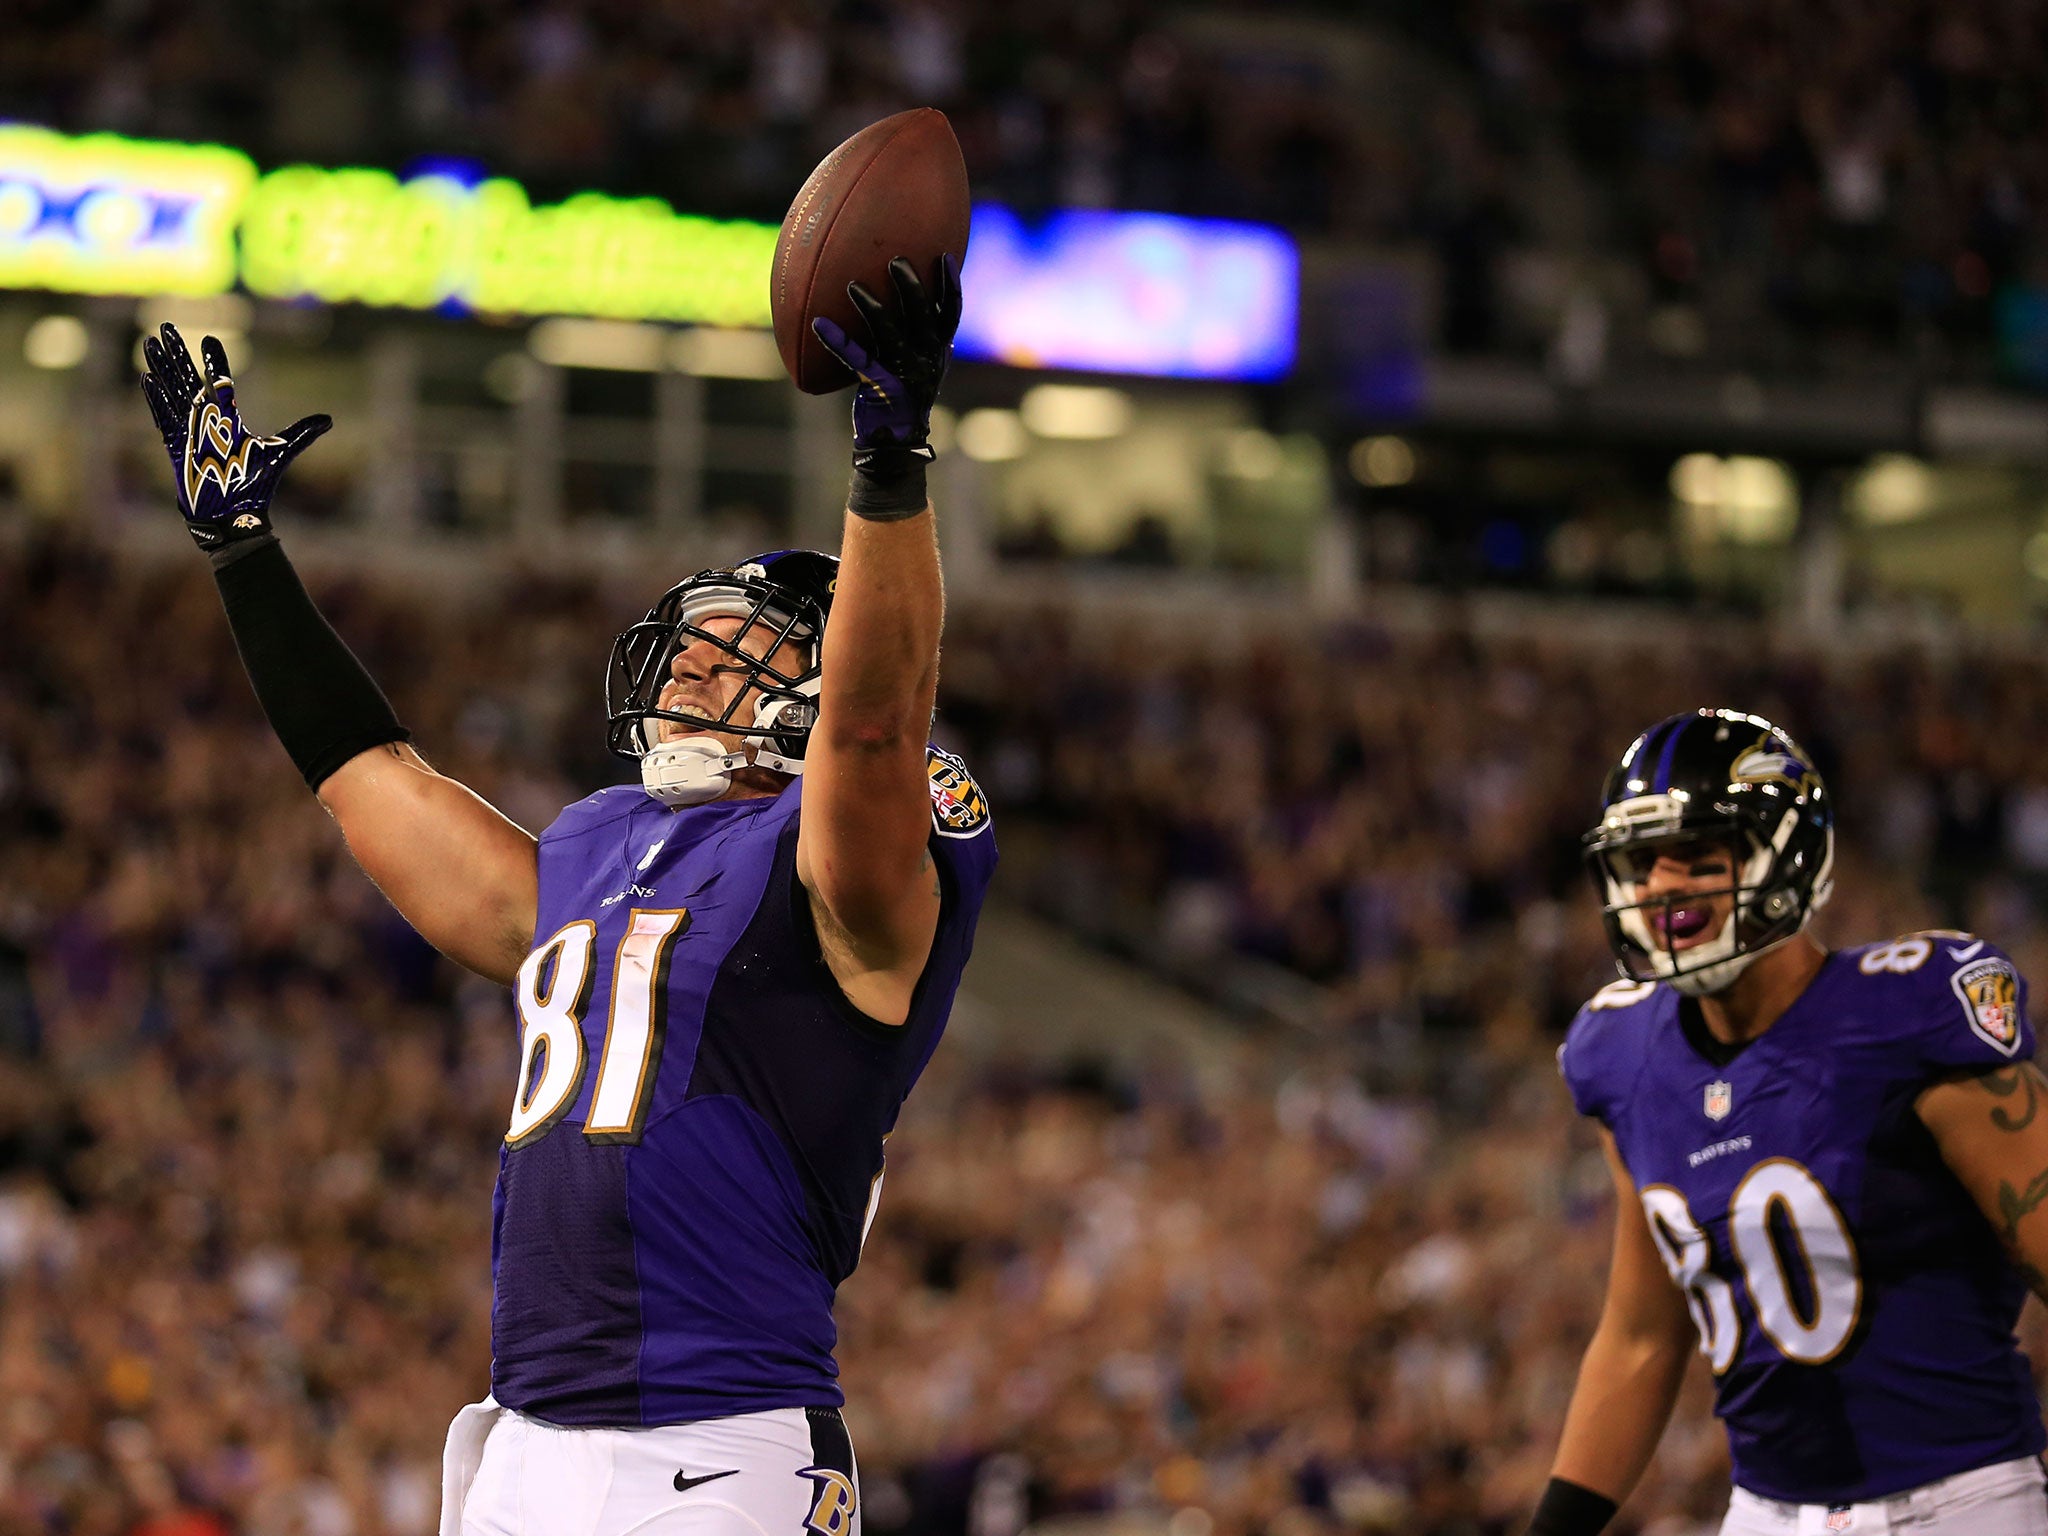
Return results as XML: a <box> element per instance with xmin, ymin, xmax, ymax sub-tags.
<box><xmin>1526</xmin><ymin>1478</ymin><xmax>1619</xmax><ymax>1536</ymax></box>
<box><xmin>209</xmin><ymin>536</ymin><xmax>409</xmax><ymax>791</ymax></box>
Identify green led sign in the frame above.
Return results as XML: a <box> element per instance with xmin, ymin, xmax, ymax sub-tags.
<box><xmin>0</xmin><ymin>125</ymin><xmax>779</xmax><ymax>327</ymax></box>
<box><xmin>0</xmin><ymin>125</ymin><xmax>254</xmax><ymax>296</ymax></box>
<box><xmin>239</xmin><ymin>167</ymin><xmax>777</xmax><ymax>326</ymax></box>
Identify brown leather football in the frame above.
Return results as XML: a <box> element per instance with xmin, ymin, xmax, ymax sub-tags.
<box><xmin>771</xmin><ymin>108</ymin><xmax>971</xmax><ymax>395</ymax></box>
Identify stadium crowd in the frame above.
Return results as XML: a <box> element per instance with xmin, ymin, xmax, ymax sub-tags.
<box><xmin>942</xmin><ymin>599</ymin><xmax>2048</xmax><ymax>1047</ymax></box>
<box><xmin>3</xmin><ymin>1</ymin><xmax>2042</xmax><ymax>366</ymax></box>
<box><xmin>0</xmin><ymin>0</ymin><xmax>1421</xmax><ymax>231</ymax></box>
<box><xmin>1452</xmin><ymin>0</ymin><xmax>2048</xmax><ymax>366</ymax></box>
<box><xmin>6</xmin><ymin>530</ymin><xmax>2048</xmax><ymax>1534</ymax></box>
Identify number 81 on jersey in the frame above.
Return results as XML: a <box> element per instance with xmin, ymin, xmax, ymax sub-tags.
<box><xmin>507</xmin><ymin>911</ymin><xmax>691</xmax><ymax>1148</ymax></box>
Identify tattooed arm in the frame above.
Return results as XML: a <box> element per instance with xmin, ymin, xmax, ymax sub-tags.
<box><xmin>1917</xmin><ymin>1061</ymin><xmax>2048</xmax><ymax>1297</ymax></box>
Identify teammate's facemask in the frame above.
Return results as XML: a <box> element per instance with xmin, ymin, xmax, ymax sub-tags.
<box><xmin>605</xmin><ymin>550</ymin><xmax>838</xmax><ymax>807</ymax></box>
<box><xmin>1583</xmin><ymin>708</ymin><xmax>1834</xmax><ymax>997</ymax></box>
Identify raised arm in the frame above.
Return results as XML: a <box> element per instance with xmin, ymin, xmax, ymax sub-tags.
<box><xmin>141</xmin><ymin>324</ymin><xmax>539</xmax><ymax>987</ymax></box>
<box><xmin>1528</xmin><ymin>1128</ymin><xmax>1696</xmax><ymax>1536</ymax></box>
<box><xmin>318</xmin><ymin>745</ymin><xmax>537</xmax><ymax>985</ymax></box>
<box><xmin>795</xmin><ymin>256</ymin><xmax>960</xmax><ymax>1023</ymax></box>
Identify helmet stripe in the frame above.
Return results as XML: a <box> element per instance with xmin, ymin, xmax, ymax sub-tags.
<box><xmin>1651</xmin><ymin>713</ymin><xmax>1691</xmax><ymax>793</ymax></box>
<box><xmin>1627</xmin><ymin>716</ymin><xmax>1676</xmax><ymax>791</ymax></box>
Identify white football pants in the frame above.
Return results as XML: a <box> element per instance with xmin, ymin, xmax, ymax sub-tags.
<box><xmin>440</xmin><ymin>1396</ymin><xmax>861</xmax><ymax>1536</ymax></box>
<box><xmin>1720</xmin><ymin>1456</ymin><xmax>2048</xmax><ymax>1536</ymax></box>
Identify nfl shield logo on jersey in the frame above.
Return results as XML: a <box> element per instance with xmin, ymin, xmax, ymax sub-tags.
<box><xmin>1704</xmin><ymin>1080</ymin><xmax>1733</xmax><ymax>1121</ymax></box>
<box><xmin>1824</xmin><ymin>1507</ymin><xmax>1855</xmax><ymax>1531</ymax></box>
<box><xmin>1952</xmin><ymin>956</ymin><xmax>2023</xmax><ymax>1056</ymax></box>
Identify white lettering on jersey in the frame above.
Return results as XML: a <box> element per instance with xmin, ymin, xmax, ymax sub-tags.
<box><xmin>1688</xmin><ymin>1135</ymin><xmax>1752</xmax><ymax>1169</ymax></box>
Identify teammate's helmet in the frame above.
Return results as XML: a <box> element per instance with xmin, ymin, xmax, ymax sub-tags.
<box><xmin>605</xmin><ymin>550</ymin><xmax>838</xmax><ymax>776</ymax></box>
<box><xmin>1583</xmin><ymin>709</ymin><xmax>1834</xmax><ymax>996</ymax></box>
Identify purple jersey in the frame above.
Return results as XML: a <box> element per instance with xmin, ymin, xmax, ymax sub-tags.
<box><xmin>490</xmin><ymin>748</ymin><xmax>995</xmax><ymax>1425</ymax></box>
<box><xmin>1560</xmin><ymin>935</ymin><xmax>2044</xmax><ymax>1503</ymax></box>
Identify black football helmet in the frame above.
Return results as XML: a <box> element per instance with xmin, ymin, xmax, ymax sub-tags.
<box><xmin>1583</xmin><ymin>708</ymin><xmax>1833</xmax><ymax>995</ymax></box>
<box><xmin>605</xmin><ymin>549</ymin><xmax>838</xmax><ymax>778</ymax></box>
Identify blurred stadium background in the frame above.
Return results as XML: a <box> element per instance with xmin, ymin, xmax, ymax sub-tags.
<box><xmin>6</xmin><ymin>2</ymin><xmax>2048</xmax><ymax>1532</ymax></box>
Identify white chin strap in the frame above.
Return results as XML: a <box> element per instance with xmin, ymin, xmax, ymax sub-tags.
<box><xmin>640</xmin><ymin>736</ymin><xmax>750</xmax><ymax>807</ymax></box>
<box><xmin>638</xmin><ymin>689</ymin><xmax>815</xmax><ymax>807</ymax></box>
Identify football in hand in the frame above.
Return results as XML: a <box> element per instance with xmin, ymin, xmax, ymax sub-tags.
<box><xmin>771</xmin><ymin>108</ymin><xmax>971</xmax><ymax>395</ymax></box>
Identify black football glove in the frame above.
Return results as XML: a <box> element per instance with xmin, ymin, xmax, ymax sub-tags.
<box><xmin>140</xmin><ymin>323</ymin><xmax>331</xmax><ymax>553</ymax></box>
<box><xmin>812</xmin><ymin>253</ymin><xmax>960</xmax><ymax>515</ymax></box>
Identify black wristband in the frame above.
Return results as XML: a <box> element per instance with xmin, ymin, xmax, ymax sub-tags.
<box><xmin>1526</xmin><ymin>1478</ymin><xmax>1618</xmax><ymax>1536</ymax></box>
<box><xmin>209</xmin><ymin>536</ymin><xmax>410</xmax><ymax>791</ymax></box>
<box><xmin>847</xmin><ymin>444</ymin><xmax>931</xmax><ymax>521</ymax></box>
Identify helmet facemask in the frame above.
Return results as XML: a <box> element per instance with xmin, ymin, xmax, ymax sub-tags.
<box><xmin>605</xmin><ymin>567</ymin><xmax>827</xmax><ymax>805</ymax></box>
<box><xmin>1589</xmin><ymin>802</ymin><xmax>1834</xmax><ymax>997</ymax></box>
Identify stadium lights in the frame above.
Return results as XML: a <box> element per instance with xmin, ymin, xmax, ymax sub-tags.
<box><xmin>1849</xmin><ymin>454</ymin><xmax>1936</xmax><ymax>525</ymax></box>
<box><xmin>955</xmin><ymin>408</ymin><xmax>1028</xmax><ymax>462</ymax></box>
<box><xmin>23</xmin><ymin>314</ymin><xmax>87</xmax><ymax>369</ymax></box>
<box><xmin>528</xmin><ymin>317</ymin><xmax>666</xmax><ymax>371</ymax></box>
<box><xmin>1019</xmin><ymin>384</ymin><xmax>1132</xmax><ymax>440</ymax></box>
<box><xmin>129</xmin><ymin>326</ymin><xmax>247</xmax><ymax>374</ymax></box>
<box><xmin>523</xmin><ymin>320</ymin><xmax>785</xmax><ymax>378</ymax></box>
<box><xmin>1670</xmin><ymin>453</ymin><xmax>1799</xmax><ymax>545</ymax></box>
<box><xmin>668</xmin><ymin>328</ymin><xmax>783</xmax><ymax>379</ymax></box>
<box><xmin>1670</xmin><ymin>452</ymin><xmax>1722</xmax><ymax>506</ymax></box>
<box><xmin>1349</xmin><ymin>435</ymin><xmax>1415</xmax><ymax>487</ymax></box>
<box><xmin>133</xmin><ymin>293</ymin><xmax>255</xmax><ymax>337</ymax></box>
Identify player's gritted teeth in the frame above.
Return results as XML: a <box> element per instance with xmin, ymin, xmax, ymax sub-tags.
<box><xmin>654</xmin><ymin>679</ymin><xmax>725</xmax><ymax>741</ymax></box>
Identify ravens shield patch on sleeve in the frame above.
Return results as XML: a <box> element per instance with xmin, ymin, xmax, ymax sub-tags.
<box><xmin>926</xmin><ymin>746</ymin><xmax>990</xmax><ymax>839</ymax></box>
<box><xmin>1953</xmin><ymin>956</ymin><xmax>2024</xmax><ymax>1056</ymax></box>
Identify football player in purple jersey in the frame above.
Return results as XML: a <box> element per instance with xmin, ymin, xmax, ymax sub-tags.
<box><xmin>139</xmin><ymin>255</ymin><xmax>993</xmax><ymax>1536</ymax></box>
<box><xmin>1526</xmin><ymin>708</ymin><xmax>2048</xmax><ymax>1536</ymax></box>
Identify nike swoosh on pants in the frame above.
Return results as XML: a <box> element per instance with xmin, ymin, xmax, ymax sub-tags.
<box><xmin>674</xmin><ymin>1469</ymin><xmax>740</xmax><ymax>1493</ymax></box>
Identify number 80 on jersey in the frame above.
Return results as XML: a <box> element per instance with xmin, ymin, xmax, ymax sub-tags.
<box><xmin>1642</xmin><ymin>1158</ymin><xmax>1862</xmax><ymax>1372</ymax></box>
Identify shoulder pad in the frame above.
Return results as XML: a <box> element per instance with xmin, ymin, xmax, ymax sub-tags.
<box><xmin>1560</xmin><ymin>977</ymin><xmax>1666</xmax><ymax>1121</ymax></box>
<box><xmin>1848</xmin><ymin>930</ymin><xmax>1972</xmax><ymax>979</ymax></box>
<box><xmin>541</xmin><ymin>785</ymin><xmax>643</xmax><ymax>843</ymax></box>
<box><xmin>1847</xmin><ymin>932</ymin><xmax>2030</xmax><ymax>1064</ymax></box>
<box><xmin>1583</xmin><ymin>977</ymin><xmax>1661</xmax><ymax>1013</ymax></box>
